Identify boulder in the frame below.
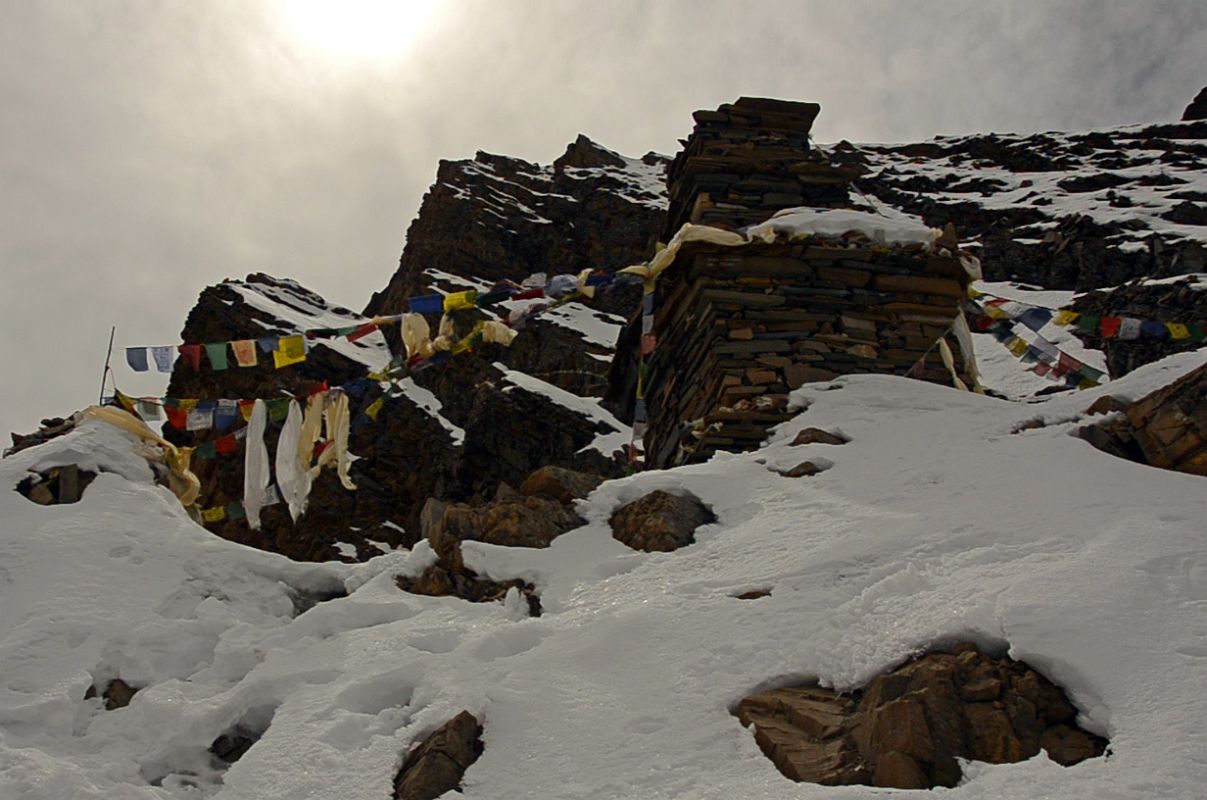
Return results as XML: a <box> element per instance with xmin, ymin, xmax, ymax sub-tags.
<box><xmin>519</xmin><ymin>465</ymin><xmax>603</xmax><ymax>504</ymax></box>
<box><xmin>84</xmin><ymin>678</ymin><xmax>139</xmax><ymax>711</ymax></box>
<box><xmin>394</xmin><ymin>711</ymin><xmax>484</xmax><ymax>800</ymax></box>
<box><xmin>1183</xmin><ymin>85</ymin><xmax>1207</xmax><ymax>121</ymax></box>
<box><xmin>397</xmin><ymin>555</ymin><xmax>541</xmax><ymax>617</ymax></box>
<box><xmin>609</xmin><ymin>490</ymin><xmax>715</xmax><ymax>552</ymax></box>
<box><xmin>422</xmin><ymin>493</ymin><xmax>585</xmax><ymax>558</ymax></box>
<box><xmin>736</xmin><ymin>644</ymin><xmax>1107</xmax><ymax>790</ymax></box>
<box><xmin>776</xmin><ymin>461</ymin><xmax>826</xmax><ymax>478</ymax></box>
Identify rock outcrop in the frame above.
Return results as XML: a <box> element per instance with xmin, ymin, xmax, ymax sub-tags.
<box><xmin>394</xmin><ymin>711</ymin><xmax>484</xmax><ymax>800</ymax></box>
<box><xmin>609</xmin><ymin>490</ymin><xmax>715</xmax><ymax>552</ymax></box>
<box><xmin>1183</xmin><ymin>85</ymin><xmax>1207</xmax><ymax>121</ymax></box>
<box><xmin>1080</xmin><ymin>361</ymin><xmax>1207</xmax><ymax>475</ymax></box>
<box><xmin>736</xmin><ymin>643</ymin><xmax>1107</xmax><ymax>789</ymax></box>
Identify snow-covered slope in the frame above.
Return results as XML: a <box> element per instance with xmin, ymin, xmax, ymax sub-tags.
<box><xmin>4</xmin><ymin>351</ymin><xmax>1205</xmax><ymax>799</ymax></box>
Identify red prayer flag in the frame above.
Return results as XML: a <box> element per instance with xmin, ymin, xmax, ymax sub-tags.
<box><xmin>166</xmin><ymin>407</ymin><xmax>188</xmax><ymax>429</ymax></box>
<box><xmin>178</xmin><ymin>344</ymin><xmax>202</xmax><ymax>371</ymax></box>
<box><xmin>1057</xmin><ymin>352</ymin><xmax>1080</xmax><ymax>375</ymax></box>
<box><xmin>238</xmin><ymin>400</ymin><xmax>255</xmax><ymax>421</ymax></box>
<box><xmin>510</xmin><ymin>288</ymin><xmax>545</xmax><ymax>301</ymax></box>
<box><xmin>215</xmin><ymin>434</ymin><xmax>239</xmax><ymax>456</ymax></box>
<box><xmin>1099</xmin><ymin>316</ymin><xmax>1122</xmax><ymax>338</ymax></box>
<box><xmin>346</xmin><ymin>323</ymin><xmax>378</xmax><ymax>342</ymax></box>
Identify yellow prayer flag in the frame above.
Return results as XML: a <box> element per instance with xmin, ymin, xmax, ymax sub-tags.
<box><xmin>451</xmin><ymin>337</ymin><xmax>472</xmax><ymax>355</ymax></box>
<box><xmin>1007</xmin><ymin>337</ymin><xmax>1029</xmax><ymax>357</ymax></box>
<box><xmin>984</xmin><ymin>305</ymin><xmax>1010</xmax><ymax>320</ymax></box>
<box><xmin>1077</xmin><ymin>377</ymin><xmax>1100</xmax><ymax>390</ymax></box>
<box><xmin>364</xmin><ymin>397</ymin><xmax>385</xmax><ymax>421</ymax></box>
<box><xmin>967</xmin><ymin>287</ymin><xmax>984</xmax><ymax>299</ymax></box>
<box><xmin>1053</xmin><ymin>310</ymin><xmax>1080</xmax><ymax>326</ymax></box>
<box><xmin>178</xmin><ymin>398</ymin><xmax>199</xmax><ymax>413</ymax></box>
<box><xmin>201</xmin><ymin>505</ymin><xmax>227</xmax><ymax>523</ymax></box>
<box><xmin>442</xmin><ymin>290</ymin><xmax>477</xmax><ymax>312</ymax></box>
<box><xmin>272</xmin><ymin>335</ymin><xmax>307</xmax><ymax>369</ymax></box>
<box><xmin>1166</xmin><ymin>322</ymin><xmax>1190</xmax><ymax>340</ymax></box>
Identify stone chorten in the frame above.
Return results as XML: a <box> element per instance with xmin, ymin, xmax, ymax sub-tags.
<box><xmin>610</xmin><ymin>98</ymin><xmax>977</xmax><ymax>468</ymax></box>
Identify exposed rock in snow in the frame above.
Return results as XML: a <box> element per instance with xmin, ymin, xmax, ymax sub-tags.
<box><xmin>736</xmin><ymin>643</ymin><xmax>1107</xmax><ymax>789</ymax></box>
<box><xmin>393</xmin><ymin>711</ymin><xmax>484</xmax><ymax>800</ymax></box>
<box><xmin>609</xmin><ymin>489</ymin><xmax>715</xmax><ymax>552</ymax></box>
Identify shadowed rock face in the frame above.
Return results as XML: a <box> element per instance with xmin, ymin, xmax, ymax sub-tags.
<box><xmin>394</xmin><ymin>711</ymin><xmax>484</xmax><ymax>800</ymax></box>
<box><xmin>1184</xmin><ymin>85</ymin><xmax>1207</xmax><ymax>121</ymax></box>
<box><xmin>736</xmin><ymin>643</ymin><xmax>1107</xmax><ymax>790</ymax></box>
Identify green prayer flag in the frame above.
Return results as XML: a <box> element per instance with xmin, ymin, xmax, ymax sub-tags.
<box><xmin>195</xmin><ymin>441</ymin><xmax>218</xmax><ymax>459</ymax></box>
<box><xmin>204</xmin><ymin>343</ymin><xmax>229</xmax><ymax>371</ymax></box>
<box><xmin>1074</xmin><ymin>314</ymin><xmax>1100</xmax><ymax>334</ymax></box>
<box><xmin>475</xmin><ymin>289</ymin><xmax>513</xmax><ymax>307</ymax></box>
<box><xmin>225</xmin><ymin>501</ymin><xmax>245</xmax><ymax>520</ymax></box>
<box><xmin>266</xmin><ymin>398</ymin><xmax>291</xmax><ymax>422</ymax></box>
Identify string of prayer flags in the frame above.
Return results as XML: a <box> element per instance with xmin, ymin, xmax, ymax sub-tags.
<box><xmin>969</xmin><ymin>287</ymin><xmax>1205</xmax><ymax>343</ymax></box>
<box><xmin>442</xmin><ymin>290</ymin><xmax>478</xmax><ymax>312</ymax></box>
<box><xmin>126</xmin><ymin>347</ymin><xmax>149</xmax><ymax>372</ymax></box>
<box><xmin>408</xmin><ymin>294</ymin><xmax>444</xmax><ymax>314</ymax></box>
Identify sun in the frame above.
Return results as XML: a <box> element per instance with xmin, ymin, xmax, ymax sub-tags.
<box><xmin>276</xmin><ymin>0</ymin><xmax>443</xmax><ymax>62</ymax></box>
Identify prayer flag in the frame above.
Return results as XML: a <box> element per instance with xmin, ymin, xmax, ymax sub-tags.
<box><xmin>166</xmin><ymin>406</ymin><xmax>188</xmax><ymax>429</ymax></box>
<box><xmin>1033</xmin><ymin>362</ymin><xmax>1051</xmax><ymax>377</ymax></box>
<box><xmin>967</xmin><ymin>287</ymin><xmax>984</xmax><ymax>299</ymax></box>
<box><xmin>1118</xmin><ymin>318</ymin><xmax>1142</xmax><ymax>340</ymax></box>
<box><xmin>151</xmin><ymin>346</ymin><xmax>175</xmax><ymax>372</ymax></box>
<box><xmin>640</xmin><ymin>334</ymin><xmax>657</xmax><ymax>356</ymax></box>
<box><xmin>642</xmin><ymin>292</ymin><xmax>655</xmax><ymax>315</ymax></box>
<box><xmin>215</xmin><ymin>434</ymin><xmax>239</xmax><ymax>456</ymax></box>
<box><xmin>126</xmin><ymin>347</ymin><xmax>149</xmax><ymax>372</ymax></box>
<box><xmin>1099</xmin><ymin>317</ymin><xmax>1122</xmax><ymax>338</ymax></box>
<box><xmin>1007</xmin><ymin>336</ymin><xmax>1029</xmax><ymax>357</ymax></box>
<box><xmin>1021</xmin><ymin>346</ymin><xmax>1041</xmax><ymax>364</ymax></box>
<box><xmin>136</xmin><ymin>400</ymin><xmax>162</xmax><ymax>421</ymax></box>
<box><xmin>258</xmin><ymin>337</ymin><xmax>279</xmax><ymax>354</ymax></box>
<box><xmin>204</xmin><ymin>343</ymin><xmax>229</xmax><ymax>371</ymax></box>
<box><xmin>522</xmin><ymin>272</ymin><xmax>546</xmax><ymax>288</ymax></box>
<box><xmin>1017</xmin><ymin>308</ymin><xmax>1053</xmax><ymax>332</ymax></box>
<box><xmin>1053</xmin><ymin>310</ymin><xmax>1079</xmax><ymax>326</ymax></box>
<box><xmin>1188</xmin><ymin>323</ymin><xmax>1205</xmax><ymax>343</ymax></box>
<box><xmin>266</xmin><ymin>397</ymin><xmax>291</xmax><ymax>422</ymax></box>
<box><xmin>272</xmin><ymin>335</ymin><xmax>307</xmax><ymax>369</ymax></box>
<box><xmin>346</xmin><ymin>323</ymin><xmax>378</xmax><ymax>342</ymax></box>
<box><xmin>1057</xmin><ymin>352</ymin><xmax>1080</xmax><ymax>375</ymax></box>
<box><xmin>443</xmin><ymin>290</ymin><xmax>478</xmax><ymax>311</ymax></box>
<box><xmin>201</xmin><ymin>506</ymin><xmax>226</xmax><ymax>523</ymax></box>
<box><xmin>1074</xmin><ymin>315</ymin><xmax>1100</xmax><ymax>333</ymax></box>
<box><xmin>364</xmin><ymin>397</ymin><xmax>385</xmax><ymax>421</ymax></box>
<box><xmin>1140</xmin><ymin>320</ymin><xmax>1169</xmax><ymax>340</ymax></box>
<box><xmin>238</xmin><ymin>400</ymin><xmax>255</xmax><ymax>421</ymax></box>
<box><xmin>1077</xmin><ymin>376</ymin><xmax>1101</xmax><ymax>390</ymax></box>
<box><xmin>225</xmin><ymin>501</ymin><xmax>245</xmax><ymax>520</ymax></box>
<box><xmin>510</xmin><ymin>288</ymin><xmax>544</xmax><ymax>301</ymax></box>
<box><xmin>178</xmin><ymin>399</ymin><xmax>199</xmax><ymax>413</ymax></box>
<box><xmin>231</xmin><ymin>340</ymin><xmax>258</xmax><ymax>367</ymax></box>
<box><xmin>186</xmin><ymin>407</ymin><xmax>212</xmax><ymax>431</ymax></box>
<box><xmin>178</xmin><ymin>344</ymin><xmax>202</xmax><ymax>371</ymax></box>
<box><xmin>408</xmin><ymin>294</ymin><xmax>443</xmax><ymax>314</ymax></box>
<box><xmin>475</xmin><ymin>289</ymin><xmax>513</xmax><ymax>307</ymax></box>
<box><xmin>1166</xmin><ymin>322</ymin><xmax>1191</xmax><ymax>340</ymax></box>
<box><xmin>196</xmin><ymin>442</ymin><xmax>217</xmax><ymax>459</ymax></box>
<box><xmin>451</xmin><ymin>337</ymin><xmax>473</xmax><ymax>355</ymax></box>
<box><xmin>214</xmin><ymin>400</ymin><xmax>239</xmax><ymax>431</ymax></box>
<box><xmin>585</xmin><ymin>273</ymin><xmax>613</xmax><ymax>287</ymax></box>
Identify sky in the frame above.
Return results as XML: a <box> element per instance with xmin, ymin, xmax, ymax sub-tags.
<box><xmin>2</xmin><ymin>0</ymin><xmax>1205</xmax><ymax>440</ymax></box>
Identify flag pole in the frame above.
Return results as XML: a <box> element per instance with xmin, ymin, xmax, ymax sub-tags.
<box><xmin>98</xmin><ymin>326</ymin><xmax>116</xmax><ymax>404</ymax></box>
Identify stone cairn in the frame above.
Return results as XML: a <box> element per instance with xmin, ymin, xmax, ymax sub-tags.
<box><xmin>635</xmin><ymin>98</ymin><xmax>974</xmax><ymax>468</ymax></box>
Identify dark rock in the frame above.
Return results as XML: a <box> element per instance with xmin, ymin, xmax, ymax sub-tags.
<box><xmin>776</xmin><ymin>461</ymin><xmax>826</xmax><ymax>478</ymax></box>
<box><xmin>6</xmin><ymin>415</ymin><xmax>78</xmax><ymax>458</ymax></box>
<box><xmin>394</xmin><ymin>711</ymin><xmax>484</xmax><ymax>800</ymax></box>
<box><xmin>609</xmin><ymin>490</ymin><xmax>715</xmax><ymax>552</ymax></box>
<box><xmin>519</xmin><ymin>465</ymin><xmax>604</xmax><ymax>504</ymax></box>
<box><xmin>734</xmin><ymin>589</ymin><xmax>771</xmax><ymax>600</ymax></box>
<box><xmin>422</xmin><ymin>491</ymin><xmax>585</xmax><ymax>557</ymax></box>
<box><xmin>736</xmin><ymin>644</ymin><xmax>1106</xmax><ymax>790</ymax></box>
<box><xmin>16</xmin><ymin>466</ymin><xmax>97</xmax><ymax>505</ymax></box>
<box><xmin>790</xmin><ymin>428</ymin><xmax>848</xmax><ymax>446</ymax></box>
<box><xmin>1084</xmin><ymin>395</ymin><xmax>1128</xmax><ymax>416</ymax></box>
<box><xmin>397</xmin><ymin>556</ymin><xmax>542</xmax><ymax>617</ymax></box>
<box><xmin>1183</xmin><ymin>86</ymin><xmax>1207</xmax><ymax>121</ymax></box>
<box><xmin>84</xmin><ymin>678</ymin><xmax>140</xmax><ymax>711</ymax></box>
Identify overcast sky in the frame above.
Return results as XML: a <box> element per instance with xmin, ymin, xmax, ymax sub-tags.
<box><xmin>2</xmin><ymin>0</ymin><xmax>1205</xmax><ymax>440</ymax></box>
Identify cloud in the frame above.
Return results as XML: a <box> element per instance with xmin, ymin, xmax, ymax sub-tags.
<box><xmin>1</xmin><ymin>0</ymin><xmax>1205</xmax><ymax>437</ymax></box>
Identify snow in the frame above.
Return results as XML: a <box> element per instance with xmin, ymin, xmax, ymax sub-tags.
<box><xmin>747</xmin><ymin>205</ymin><xmax>937</xmax><ymax>248</ymax></box>
<box><xmin>229</xmin><ymin>282</ymin><xmax>391</xmax><ymax>372</ymax></box>
<box><xmin>3</xmin><ymin>351</ymin><xmax>1207</xmax><ymax>798</ymax></box>
<box><xmin>497</xmin><ymin>367</ymin><xmax>630</xmax><ymax>457</ymax></box>
<box><xmin>392</xmin><ymin>377</ymin><xmax>465</xmax><ymax>446</ymax></box>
